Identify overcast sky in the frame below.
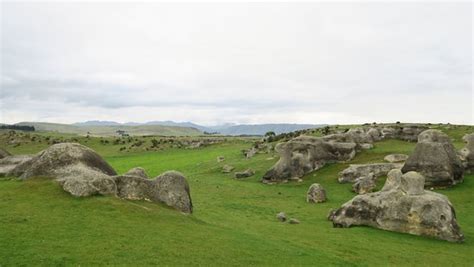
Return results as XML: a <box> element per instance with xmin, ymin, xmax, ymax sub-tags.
<box><xmin>1</xmin><ymin>2</ymin><xmax>472</xmax><ymax>125</ymax></box>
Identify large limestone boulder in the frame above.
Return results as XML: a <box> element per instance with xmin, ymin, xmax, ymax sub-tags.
<box><xmin>0</xmin><ymin>155</ymin><xmax>34</xmax><ymax>177</ymax></box>
<box><xmin>58</xmin><ymin>165</ymin><xmax>117</xmax><ymax>197</ymax></box>
<box><xmin>0</xmin><ymin>148</ymin><xmax>11</xmax><ymax>159</ymax></box>
<box><xmin>263</xmin><ymin>136</ymin><xmax>356</xmax><ymax>183</ymax></box>
<box><xmin>339</xmin><ymin>163</ymin><xmax>403</xmax><ymax>183</ymax></box>
<box><xmin>11</xmin><ymin>143</ymin><xmax>117</xmax><ymax>179</ymax></box>
<box><xmin>150</xmin><ymin>171</ymin><xmax>193</xmax><ymax>213</ymax></box>
<box><xmin>459</xmin><ymin>133</ymin><xmax>474</xmax><ymax>173</ymax></box>
<box><xmin>329</xmin><ymin>170</ymin><xmax>464</xmax><ymax>243</ymax></box>
<box><xmin>114</xmin><ymin>169</ymin><xmax>193</xmax><ymax>213</ymax></box>
<box><xmin>401</xmin><ymin>130</ymin><xmax>464</xmax><ymax>187</ymax></box>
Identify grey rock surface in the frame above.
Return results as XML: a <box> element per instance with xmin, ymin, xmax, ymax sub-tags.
<box><xmin>401</xmin><ymin>130</ymin><xmax>464</xmax><ymax>187</ymax></box>
<box><xmin>329</xmin><ymin>170</ymin><xmax>464</xmax><ymax>243</ymax></box>
<box><xmin>263</xmin><ymin>136</ymin><xmax>356</xmax><ymax>183</ymax></box>
<box><xmin>306</xmin><ymin>183</ymin><xmax>327</xmax><ymax>203</ymax></box>
<box><xmin>384</xmin><ymin>154</ymin><xmax>409</xmax><ymax>163</ymax></box>
<box><xmin>339</xmin><ymin>163</ymin><xmax>403</xmax><ymax>183</ymax></box>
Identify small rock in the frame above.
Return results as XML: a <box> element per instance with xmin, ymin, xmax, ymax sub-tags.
<box><xmin>217</xmin><ymin>156</ymin><xmax>225</xmax><ymax>162</ymax></box>
<box><xmin>234</xmin><ymin>169</ymin><xmax>255</xmax><ymax>178</ymax></box>
<box><xmin>222</xmin><ymin>164</ymin><xmax>235</xmax><ymax>173</ymax></box>
<box><xmin>276</xmin><ymin>212</ymin><xmax>287</xmax><ymax>222</ymax></box>
<box><xmin>289</xmin><ymin>218</ymin><xmax>300</xmax><ymax>224</ymax></box>
<box><xmin>306</xmin><ymin>183</ymin><xmax>327</xmax><ymax>203</ymax></box>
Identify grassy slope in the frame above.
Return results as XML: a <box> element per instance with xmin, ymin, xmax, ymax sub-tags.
<box><xmin>0</xmin><ymin>128</ymin><xmax>473</xmax><ymax>266</ymax></box>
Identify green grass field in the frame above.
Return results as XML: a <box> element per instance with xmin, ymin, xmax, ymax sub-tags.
<box><xmin>0</xmin><ymin>126</ymin><xmax>473</xmax><ymax>266</ymax></box>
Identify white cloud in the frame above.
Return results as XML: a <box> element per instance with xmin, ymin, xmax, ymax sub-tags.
<box><xmin>0</xmin><ymin>2</ymin><xmax>472</xmax><ymax>125</ymax></box>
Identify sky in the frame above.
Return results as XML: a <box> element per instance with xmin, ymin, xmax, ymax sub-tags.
<box><xmin>1</xmin><ymin>2</ymin><xmax>472</xmax><ymax>125</ymax></box>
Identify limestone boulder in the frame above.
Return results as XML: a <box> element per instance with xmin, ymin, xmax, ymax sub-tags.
<box><xmin>339</xmin><ymin>163</ymin><xmax>403</xmax><ymax>183</ymax></box>
<box><xmin>329</xmin><ymin>170</ymin><xmax>464</xmax><ymax>243</ymax></box>
<box><xmin>401</xmin><ymin>130</ymin><xmax>464</xmax><ymax>187</ymax></box>
<box><xmin>459</xmin><ymin>133</ymin><xmax>474</xmax><ymax>173</ymax></box>
<box><xmin>150</xmin><ymin>171</ymin><xmax>193</xmax><ymax>213</ymax></box>
<box><xmin>0</xmin><ymin>148</ymin><xmax>11</xmax><ymax>159</ymax></box>
<box><xmin>263</xmin><ymin>136</ymin><xmax>356</xmax><ymax>183</ymax></box>
<box><xmin>306</xmin><ymin>183</ymin><xmax>327</xmax><ymax>203</ymax></box>
<box><xmin>384</xmin><ymin>154</ymin><xmax>409</xmax><ymax>163</ymax></box>
<box><xmin>11</xmin><ymin>143</ymin><xmax>117</xmax><ymax>179</ymax></box>
<box><xmin>0</xmin><ymin>155</ymin><xmax>34</xmax><ymax>177</ymax></box>
<box><xmin>352</xmin><ymin>174</ymin><xmax>376</xmax><ymax>194</ymax></box>
<box><xmin>124</xmin><ymin>167</ymin><xmax>148</xmax><ymax>179</ymax></box>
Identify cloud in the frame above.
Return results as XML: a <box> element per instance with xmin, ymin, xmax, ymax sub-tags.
<box><xmin>1</xmin><ymin>2</ymin><xmax>472</xmax><ymax>125</ymax></box>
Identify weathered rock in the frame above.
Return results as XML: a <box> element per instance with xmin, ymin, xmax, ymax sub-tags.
<box><xmin>367</xmin><ymin>128</ymin><xmax>382</xmax><ymax>142</ymax></box>
<box><xmin>381</xmin><ymin>125</ymin><xmax>428</xmax><ymax>141</ymax></box>
<box><xmin>222</xmin><ymin>164</ymin><xmax>235</xmax><ymax>173</ymax></box>
<box><xmin>352</xmin><ymin>173</ymin><xmax>376</xmax><ymax>194</ymax></box>
<box><xmin>329</xmin><ymin>170</ymin><xmax>464</xmax><ymax>243</ymax></box>
<box><xmin>263</xmin><ymin>136</ymin><xmax>356</xmax><ymax>183</ymax></box>
<box><xmin>322</xmin><ymin>128</ymin><xmax>373</xmax><ymax>150</ymax></box>
<box><xmin>243</xmin><ymin>147</ymin><xmax>257</xmax><ymax>158</ymax></box>
<box><xmin>0</xmin><ymin>148</ymin><xmax>11</xmax><ymax>159</ymax></box>
<box><xmin>401</xmin><ymin>130</ymin><xmax>464</xmax><ymax>187</ymax></box>
<box><xmin>339</xmin><ymin>163</ymin><xmax>403</xmax><ymax>183</ymax></box>
<box><xmin>124</xmin><ymin>167</ymin><xmax>148</xmax><ymax>179</ymax></box>
<box><xmin>459</xmin><ymin>133</ymin><xmax>474</xmax><ymax>173</ymax></box>
<box><xmin>276</xmin><ymin>212</ymin><xmax>287</xmax><ymax>222</ymax></box>
<box><xmin>57</xmin><ymin>165</ymin><xmax>117</xmax><ymax>197</ymax></box>
<box><xmin>234</xmin><ymin>169</ymin><xmax>255</xmax><ymax>178</ymax></box>
<box><xmin>289</xmin><ymin>218</ymin><xmax>301</xmax><ymax>224</ymax></box>
<box><xmin>384</xmin><ymin>154</ymin><xmax>409</xmax><ymax>163</ymax></box>
<box><xmin>114</xmin><ymin>175</ymin><xmax>153</xmax><ymax>200</ymax></box>
<box><xmin>11</xmin><ymin>143</ymin><xmax>117</xmax><ymax>179</ymax></box>
<box><xmin>0</xmin><ymin>155</ymin><xmax>34</xmax><ymax>177</ymax></box>
<box><xmin>306</xmin><ymin>183</ymin><xmax>327</xmax><ymax>203</ymax></box>
<box><xmin>150</xmin><ymin>171</ymin><xmax>192</xmax><ymax>213</ymax></box>
<box><xmin>217</xmin><ymin>156</ymin><xmax>225</xmax><ymax>162</ymax></box>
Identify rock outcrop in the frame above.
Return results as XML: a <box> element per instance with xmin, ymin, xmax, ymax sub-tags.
<box><xmin>3</xmin><ymin>143</ymin><xmax>192</xmax><ymax>213</ymax></box>
<box><xmin>352</xmin><ymin>174</ymin><xmax>376</xmax><ymax>194</ymax></box>
<box><xmin>114</xmin><ymin>170</ymin><xmax>193</xmax><ymax>213</ymax></box>
<box><xmin>0</xmin><ymin>155</ymin><xmax>34</xmax><ymax>177</ymax></box>
<box><xmin>263</xmin><ymin>136</ymin><xmax>356</xmax><ymax>183</ymax></box>
<box><xmin>10</xmin><ymin>143</ymin><xmax>117</xmax><ymax>179</ymax></box>
<box><xmin>384</xmin><ymin>154</ymin><xmax>409</xmax><ymax>163</ymax></box>
<box><xmin>306</xmin><ymin>183</ymin><xmax>327</xmax><ymax>203</ymax></box>
<box><xmin>380</xmin><ymin>125</ymin><xmax>428</xmax><ymax>142</ymax></box>
<box><xmin>0</xmin><ymin>148</ymin><xmax>11</xmax><ymax>159</ymax></box>
<box><xmin>124</xmin><ymin>167</ymin><xmax>148</xmax><ymax>178</ymax></box>
<box><xmin>401</xmin><ymin>130</ymin><xmax>464</xmax><ymax>187</ymax></box>
<box><xmin>459</xmin><ymin>133</ymin><xmax>474</xmax><ymax>173</ymax></box>
<box><xmin>329</xmin><ymin>170</ymin><xmax>464</xmax><ymax>243</ymax></box>
<box><xmin>339</xmin><ymin>163</ymin><xmax>403</xmax><ymax>183</ymax></box>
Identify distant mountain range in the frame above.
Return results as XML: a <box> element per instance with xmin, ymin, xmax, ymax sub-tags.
<box><xmin>73</xmin><ymin>121</ymin><xmax>325</xmax><ymax>135</ymax></box>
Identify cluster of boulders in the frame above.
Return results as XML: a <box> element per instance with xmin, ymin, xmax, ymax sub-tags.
<box><xmin>0</xmin><ymin>143</ymin><xmax>192</xmax><ymax>213</ymax></box>
<box><xmin>262</xmin><ymin>135</ymin><xmax>357</xmax><ymax>183</ymax></box>
<box><xmin>329</xmin><ymin>170</ymin><xmax>464</xmax><ymax>243</ymax></box>
<box><xmin>261</xmin><ymin>125</ymin><xmax>429</xmax><ymax>184</ymax></box>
